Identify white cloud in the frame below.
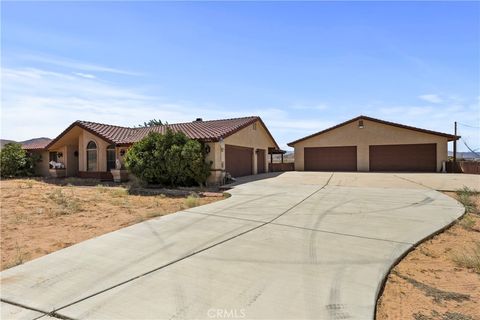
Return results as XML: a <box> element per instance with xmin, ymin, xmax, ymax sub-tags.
<box><xmin>419</xmin><ymin>94</ymin><xmax>443</xmax><ymax>104</ymax></box>
<box><xmin>74</xmin><ymin>72</ymin><xmax>96</xmax><ymax>79</ymax></box>
<box><xmin>0</xmin><ymin>66</ymin><xmax>338</xmax><ymax>151</ymax></box>
<box><xmin>18</xmin><ymin>54</ymin><xmax>142</xmax><ymax>76</ymax></box>
<box><xmin>1</xmin><ymin>67</ymin><xmax>208</xmax><ymax>140</ymax></box>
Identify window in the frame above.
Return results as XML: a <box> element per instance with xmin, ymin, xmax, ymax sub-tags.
<box><xmin>106</xmin><ymin>145</ymin><xmax>116</xmax><ymax>171</ymax></box>
<box><xmin>49</xmin><ymin>152</ymin><xmax>57</xmax><ymax>168</ymax></box>
<box><xmin>252</xmin><ymin>123</ymin><xmax>257</xmax><ymax>130</ymax></box>
<box><xmin>86</xmin><ymin>141</ymin><xmax>97</xmax><ymax>171</ymax></box>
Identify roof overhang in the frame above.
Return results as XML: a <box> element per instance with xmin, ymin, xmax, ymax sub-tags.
<box><xmin>46</xmin><ymin>122</ymin><xmax>114</xmax><ymax>150</ymax></box>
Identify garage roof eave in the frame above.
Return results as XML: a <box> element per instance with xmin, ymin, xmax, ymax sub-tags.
<box><xmin>287</xmin><ymin>115</ymin><xmax>459</xmax><ymax>146</ymax></box>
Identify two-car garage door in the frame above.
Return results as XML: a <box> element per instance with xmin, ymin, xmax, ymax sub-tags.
<box><xmin>304</xmin><ymin>144</ymin><xmax>437</xmax><ymax>172</ymax></box>
<box><xmin>369</xmin><ymin>143</ymin><xmax>436</xmax><ymax>172</ymax></box>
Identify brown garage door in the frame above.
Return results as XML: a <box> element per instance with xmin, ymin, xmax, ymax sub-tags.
<box><xmin>369</xmin><ymin>143</ymin><xmax>437</xmax><ymax>172</ymax></box>
<box><xmin>225</xmin><ymin>145</ymin><xmax>253</xmax><ymax>177</ymax></box>
<box><xmin>257</xmin><ymin>149</ymin><xmax>266</xmax><ymax>174</ymax></box>
<box><xmin>304</xmin><ymin>146</ymin><xmax>357</xmax><ymax>171</ymax></box>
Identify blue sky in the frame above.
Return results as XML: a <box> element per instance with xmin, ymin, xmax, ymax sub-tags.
<box><xmin>1</xmin><ymin>1</ymin><xmax>479</xmax><ymax>152</ymax></box>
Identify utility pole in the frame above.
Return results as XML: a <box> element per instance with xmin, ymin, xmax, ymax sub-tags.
<box><xmin>453</xmin><ymin>121</ymin><xmax>457</xmax><ymax>173</ymax></box>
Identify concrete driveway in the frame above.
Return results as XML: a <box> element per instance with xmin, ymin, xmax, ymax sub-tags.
<box><xmin>1</xmin><ymin>172</ymin><xmax>478</xmax><ymax>320</ymax></box>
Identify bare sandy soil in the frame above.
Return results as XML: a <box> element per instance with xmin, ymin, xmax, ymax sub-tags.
<box><xmin>0</xmin><ymin>179</ymin><xmax>223</xmax><ymax>270</ymax></box>
<box><xmin>376</xmin><ymin>192</ymin><xmax>480</xmax><ymax>320</ymax></box>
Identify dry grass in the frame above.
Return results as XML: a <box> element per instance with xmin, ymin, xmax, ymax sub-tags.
<box><xmin>452</xmin><ymin>242</ymin><xmax>480</xmax><ymax>274</ymax></box>
<box><xmin>0</xmin><ymin>179</ymin><xmax>223</xmax><ymax>270</ymax></box>
<box><xmin>376</xmin><ymin>190</ymin><xmax>480</xmax><ymax>320</ymax></box>
<box><xmin>184</xmin><ymin>194</ymin><xmax>200</xmax><ymax>208</ymax></box>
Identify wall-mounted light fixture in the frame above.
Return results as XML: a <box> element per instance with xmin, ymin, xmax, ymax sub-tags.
<box><xmin>205</xmin><ymin>145</ymin><xmax>211</xmax><ymax>154</ymax></box>
<box><xmin>358</xmin><ymin>120</ymin><xmax>364</xmax><ymax>129</ymax></box>
<box><xmin>57</xmin><ymin>152</ymin><xmax>63</xmax><ymax>158</ymax></box>
<box><xmin>120</xmin><ymin>149</ymin><xmax>126</xmax><ymax>157</ymax></box>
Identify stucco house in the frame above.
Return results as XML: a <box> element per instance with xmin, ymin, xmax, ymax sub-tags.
<box><xmin>288</xmin><ymin>115</ymin><xmax>459</xmax><ymax>172</ymax></box>
<box><xmin>24</xmin><ymin>116</ymin><xmax>281</xmax><ymax>184</ymax></box>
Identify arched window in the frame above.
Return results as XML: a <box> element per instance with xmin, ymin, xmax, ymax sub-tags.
<box><xmin>106</xmin><ymin>145</ymin><xmax>116</xmax><ymax>171</ymax></box>
<box><xmin>86</xmin><ymin>141</ymin><xmax>97</xmax><ymax>171</ymax></box>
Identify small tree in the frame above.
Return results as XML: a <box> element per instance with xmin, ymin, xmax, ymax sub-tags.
<box><xmin>124</xmin><ymin>129</ymin><xmax>211</xmax><ymax>186</ymax></box>
<box><xmin>137</xmin><ymin>119</ymin><xmax>164</xmax><ymax>127</ymax></box>
<box><xmin>0</xmin><ymin>143</ymin><xmax>35</xmax><ymax>178</ymax></box>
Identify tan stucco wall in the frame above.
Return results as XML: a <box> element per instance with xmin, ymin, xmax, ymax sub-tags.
<box><xmin>31</xmin><ymin>150</ymin><xmax>50</xmax><ymax>177</ymax></box>
<box><xmin>223</xmin><ymin>120</ymin><xmax>277</xmax><ymax>175</ymax></box>
<box><xmin>205</xmin><ymin>142</ymin><xmax>223</xmax><ymax>185</ymax></box>
<box><xmin>78</xmin><ymin>130</ymin><xmax>111</xmax><ymax>172</ymax></box>
<box><xmin>291</xmin><ymin>119</ymin><xmax>449</xmax><ymax>172</ymax></box>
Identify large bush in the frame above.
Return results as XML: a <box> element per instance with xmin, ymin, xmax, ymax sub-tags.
<box><xmin>124</xmin><ymin>130</ymin><xmax>211</xmax><ymax>186</ymax></box>
<box><xmin>0</xmin><ymin>143</ymin><xmax>35</xmax><ymax>178</ymax></box>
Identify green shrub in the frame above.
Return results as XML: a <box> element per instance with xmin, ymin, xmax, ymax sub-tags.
<box><xmin>0</xmin><ymin>143</ymin><xmax>35</xmax><ymax>178</ymax></box>
<box><xmin>124</xmin><ymin>130</ymin><xmax>211</xmax><ymax>187</ymax></box>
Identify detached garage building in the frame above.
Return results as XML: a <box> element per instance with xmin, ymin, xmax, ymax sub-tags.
<box><xmin>288</xmin><ymin>115</ymin><xmax>459</xmax><ymax>172</ymax></box>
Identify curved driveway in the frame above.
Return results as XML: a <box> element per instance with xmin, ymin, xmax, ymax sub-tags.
<box><xmin>1</xmin><ymin>172</ymin><xmax>473</xmax><ymax>320</ymax></box>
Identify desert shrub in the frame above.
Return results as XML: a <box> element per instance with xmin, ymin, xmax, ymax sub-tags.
<box><xmin>459</xmin><ymin>214</ymin><xmax>476</xmax><ymax>230</ymax></box>
<box><xmin>124</xmin><ymin>130</ymin><xmax>211</xmax><ymax>187</ymax></box>
<box><xmin>452</xmin><ymin>242</ymin><xmax>480</xmax><ymax>274</ymax></box>
<box><xmin>184</xmin><ymin>194</ymin><xmax>200</xmax><ymax>208</ymax></box>
<box><xmin>456</xmin><ymin>187</ymin><xmax>479</xmax><ymax>214</ymax></box>
<box><xmin>0</xmin><ymin>143</ymin><xmax>35</xmax><ymax>178</ymax></box>
<box><xmin>48</xmin><ymin>189</ymin><xmax>82</xmax><ymax>215</ymax></box>
<box><xmin>110</xmin><ymin>188</ymin><xmax>128</xmax><ymax>197</ymax></box>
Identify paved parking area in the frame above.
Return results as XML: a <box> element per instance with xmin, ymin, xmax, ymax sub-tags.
<box><xmin>1</xmin><ymin>172</ymin><xmax>478</xmax><ymax>319</ymax></box>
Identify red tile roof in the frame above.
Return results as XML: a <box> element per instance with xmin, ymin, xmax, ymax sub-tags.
<box><xmin>123</xmin><ymin>117</ymin><xmax>263</xmax><ymax>144</ymax></box>
<box><xmin>45</xmin><ymin>116</ymin><xmax>280</xmax><ymax>149</ymax></box>
<box><xmin>76</xmin><ymin>121</ymin><xmax>134</xmax><ymax>144</ymax></box>
<box><xmin>287</xmin><ymin>115</ymin><xmax>459</xmax><ymax>146</ymax></box>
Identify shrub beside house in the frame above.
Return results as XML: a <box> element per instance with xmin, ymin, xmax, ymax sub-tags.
<box><xmin>124</xmin><ymin>130</ymin><xmax>211</xmax><ymax>187</ymax></box>
<box><xmin>0</xmin><ymin>143</ymin><xmax>36</xmax><ymax>178</ymax></box>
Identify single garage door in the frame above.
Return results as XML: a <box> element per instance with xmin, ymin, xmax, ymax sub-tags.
<box><xmin>304</xmin><ymin>146</ymin><xmax>357</xmax><ymax>171</ymax></box>
<box><xmin>257</xmin><ymin>149</ymin><xmax>266</xmax><ymax>174</ymax></box>
<box><xmin>225</xmin><ymin>145</ymin><xmax>253</xmax><ymax>177</ymax></box>
<box><xmin>369</xmin><ymin>143</ymin><xmax>437</xmax><ymax>172</ymax></box>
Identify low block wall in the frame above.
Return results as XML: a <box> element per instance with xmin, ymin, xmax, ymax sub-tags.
<box><xmin>269</xmin><ymin>163</ymin><xmax>294</xmax><ymax>172</ymax></box>
<box><xmin>78</xmin><ymin>171</ymin><xmax>114</xmax><ymax>180</ymax></box>
<box><xmin>459</xmin><ymin>161</ymin><xmax>480</xmax><ymax>174</ymax></box>
<box><xmin>446</xmin><ymin>161</ymin><xmax>480</xmax><ymax>174</ymax></box>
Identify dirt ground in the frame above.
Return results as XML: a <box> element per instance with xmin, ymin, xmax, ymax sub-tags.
<box><xmin>0</xmin><ymin>179</ymin><xmax>223</xmax><ymax>270</ymax></box>
<box><xmin>376</xmin><ymin>192</ymin><xmax>480</xmax><ymax>320</ymax></box>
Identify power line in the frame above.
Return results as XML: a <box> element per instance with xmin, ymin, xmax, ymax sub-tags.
<box><xmin>461</xmin><ymin>139</ymin><xmax>480</xmax><ymax>157</ymax></box>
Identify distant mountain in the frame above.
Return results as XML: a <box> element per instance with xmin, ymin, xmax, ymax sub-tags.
<box><xmin>0</xmin><ymin>137</ymin><xmax>52</xmax><ymax>150</ymax></box>
<box><xmin>271</xmin><ymin>151</ymin><xmax>295</xmax><ymax>163</ymax></box>
<box><xmin>0</xmin><ymin>139</ymin><xmax>16</xmax><ymax>149</ymax></box>
<box><xmin>448</xmin><ymin>151</ymin><xmax>480</xmax><ymax>160</ymax></box>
